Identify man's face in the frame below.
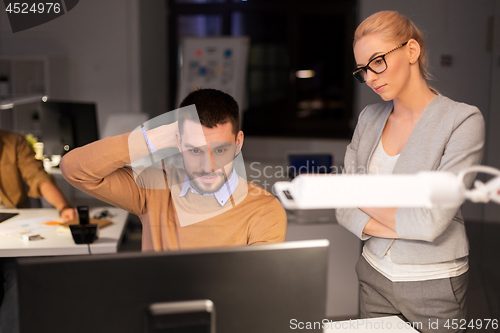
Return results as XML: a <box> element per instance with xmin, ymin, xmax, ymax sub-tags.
<box><xmin>176</xmin><ymin>119</ymin><xmax>244</xmax><ymax>195</ymax></box>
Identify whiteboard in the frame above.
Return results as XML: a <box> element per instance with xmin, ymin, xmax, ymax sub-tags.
<box><xmin>176</xmin><ymin>37</ymin><xmax>250</xmax><ymax>115</ymax></box>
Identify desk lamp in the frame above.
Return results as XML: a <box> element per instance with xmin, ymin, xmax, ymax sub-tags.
<box><xmin>273</xmin><ymin>165</ymin><xmax>500</xmax><ymax>209</ymax></box>
<box><xmin>0</xmin><ymin>94</ymin><xmax>47</xmax><ymax>110</ymax></box>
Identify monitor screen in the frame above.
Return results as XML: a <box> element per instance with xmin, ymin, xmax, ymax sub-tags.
<box><xmin>38</xmin><ymin>100</ymin><xmax>99</xmax><ymax>157</ymax></box>
<box><xmin>17</xmin><ymin>240</ymin><xmax>328</xmax><ymax>333</ymax></box>
<box><xmin>288</xmin><ymin>154</ymin><xmax>333</xmax><ymax>178</ymax></box>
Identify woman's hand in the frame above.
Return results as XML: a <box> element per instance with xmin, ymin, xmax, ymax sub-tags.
<box><xmin>359</xmin><ymin>207</ymin><xmax>397</xmax><ymax>231</ymax></box>
<box><xmin>362</xmin><ymin>217</ymin><xmax>398</xmax><ymax>238</ymax></box>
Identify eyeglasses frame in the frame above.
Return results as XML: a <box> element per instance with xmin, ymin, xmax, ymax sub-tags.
<box><xmin>352</xmin><ymin>41</ymin><xmax>409</xmax><ymax>83</ymax></box>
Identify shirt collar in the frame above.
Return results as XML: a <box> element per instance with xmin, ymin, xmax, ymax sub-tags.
<box><xmin>179</xmin><ymin>168</ymin><xmax>239</xmax><ymax>206</ymax></box>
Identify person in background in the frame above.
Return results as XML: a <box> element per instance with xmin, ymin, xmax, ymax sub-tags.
<box><xmin>336</xmin><ymin>11</ymin><xmax>485</xmax><ymax>333</ymax></box>
<box><xmin>0</xmin><ymin>129</ymin><xmax>76</xmax><ymax>218</ymax></box>
<box><xmin>0</xmin><ymin>129</ymin><xmax>76</xmax><ymax>333</ymax></box>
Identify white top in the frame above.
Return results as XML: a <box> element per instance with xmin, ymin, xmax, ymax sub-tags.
<box><xmin>368</xmin><ymin>137</ymin><xmax>399</xmax><ymax>176</ymax></box>
<box><xmin>364</xmin><ymin>138</ymin><xmax>468</xmax><ymax>282</ymax></box>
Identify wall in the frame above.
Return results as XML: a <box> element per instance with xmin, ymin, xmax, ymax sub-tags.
<box><xmin>0</xmin><ymin>0</ymin><xmax>143</xmax><ymax>136</ymax></box>
<box><xmin>483</xmin><ymin>1</ymin><xmax>500</xmax><ymax>223</ymax></box>
<box><xmin>139</xmin><ymin>1</ymin><xmax>168</xmax><ymax>120</ymax></box>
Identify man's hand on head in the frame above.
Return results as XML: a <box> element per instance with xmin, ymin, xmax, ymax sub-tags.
<box><xmin>146</xmin><ymin>122</ymin><xmax>180</xmax><ymax>151</ymax></box>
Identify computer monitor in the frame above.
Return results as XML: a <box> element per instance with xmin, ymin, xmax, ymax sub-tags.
<box><xmin>38</xmin><ymin>100</ymin><xmax>99</xmax><ymax>157</ymax></box>
<box><xmin>16</xmin><ymin>240</ymin><xmax>328</xmax><ymax>333</ymax></box>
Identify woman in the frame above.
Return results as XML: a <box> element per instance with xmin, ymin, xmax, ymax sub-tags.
<box><xmin>336</xmin><ymin>11</ymin><xmax>485</xmax><ymax>332</ymax></box>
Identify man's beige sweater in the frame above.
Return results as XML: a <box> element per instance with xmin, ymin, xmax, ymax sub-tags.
<box><xmin>60</xmin><ymin>132</ymin><xmax>286</xmax><ymax>251</ymax></box>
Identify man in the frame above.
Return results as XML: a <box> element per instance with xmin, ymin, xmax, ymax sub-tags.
<box><xmin>0</xmin><ymin>130</ymin><xmax>76</xmax><ymax>333</ymax></box>
<box><xmin>61</xmin><ymin>89</ymin><xmax>286</xmax><ymax>251</ymax></box>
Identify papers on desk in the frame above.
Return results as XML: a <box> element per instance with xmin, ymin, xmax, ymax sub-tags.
<box><xmin>0</xmin><ymin>216</ymin><xmax>63</xmax><ymax>238</ymax></box>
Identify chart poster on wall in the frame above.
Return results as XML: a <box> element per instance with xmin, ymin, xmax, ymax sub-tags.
<box><xmin>177</xmin><ymin>37</ymin><xmax>250</xmax><ymax>114</ymax></box>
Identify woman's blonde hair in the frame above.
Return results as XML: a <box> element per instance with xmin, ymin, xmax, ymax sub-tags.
<box><xmin>354</xmin><ymin>11</ymin><xmax>433</xmax><ymax>84</ymax></box>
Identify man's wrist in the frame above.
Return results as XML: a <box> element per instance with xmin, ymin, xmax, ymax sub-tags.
<box><xmin>58</xmin><ymin>205</ymin><xmax>74</xmax><ymax>216</ymax></box>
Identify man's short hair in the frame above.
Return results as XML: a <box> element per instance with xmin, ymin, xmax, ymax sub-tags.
<box><xmin>178</xmin><ymin>88</ymin><xmax>240</xmax><ymax>136</ymax></box>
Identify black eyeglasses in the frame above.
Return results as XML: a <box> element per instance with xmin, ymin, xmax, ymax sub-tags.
<box><xmin>352</xmin><ymin>41</ymin><xmax>409</xmax><ymax>83</ymax></box>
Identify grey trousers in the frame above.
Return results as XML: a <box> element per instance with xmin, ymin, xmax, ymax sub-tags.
<box><xmin>356</xmin><ymin>256</ymin><xmax>468</xmax><ymax>333</ymax></box>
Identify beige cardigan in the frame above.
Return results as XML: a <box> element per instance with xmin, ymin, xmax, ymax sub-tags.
<box><xmin>336</xmin><ymin>95</ymin><xmax>485</xmax><ymax>264</ymax></box>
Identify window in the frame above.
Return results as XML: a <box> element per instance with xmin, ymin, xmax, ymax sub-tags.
<box><xmin>168</xmin><ymin>0</ymin><xmax>357</xmax><ymax>138</ymax></box>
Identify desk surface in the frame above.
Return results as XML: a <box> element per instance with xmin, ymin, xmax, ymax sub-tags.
<box><xmin>325</xmin><ymin>316</ymin><xmax>419</xmax><ymax>332</ymax></box>
<box><xmin>0</xmin><ymin>207</ymin><xmax>129</xmax><ymax>257</ymax></box>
